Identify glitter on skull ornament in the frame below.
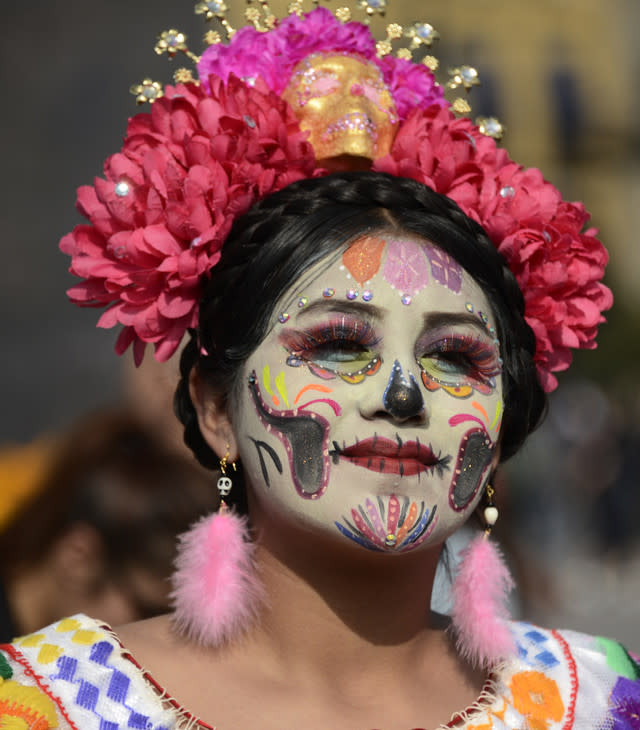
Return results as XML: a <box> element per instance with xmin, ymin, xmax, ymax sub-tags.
<box><xmin>282</xmin><ymin>53</ymin><xmax>398</xmax><ymax>166</ymax></box>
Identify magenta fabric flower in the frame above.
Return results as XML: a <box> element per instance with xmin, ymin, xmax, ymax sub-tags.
<box><xmin>197</xmin><ymin>7</ymin><xmax>445</xmax><ymax>119</ymax></box>
<box><xmin>373</xmin><ymin>105</ymin><xmax>612</xmax><ymax>391</ymax></box>
<box><xmin>60</xmin><ymin>76</ymin><xmax>318</xmax><ymax>363</ymax></box>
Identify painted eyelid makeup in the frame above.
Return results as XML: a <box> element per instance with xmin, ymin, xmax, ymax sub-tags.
<box><xmin>278</xmin><ymin>316</ymin><xmax>381</xmax><ymax>362</ymax></box>
<box><xmin>415</xmin><ymin>330</ymin><xmax>502</xmax><ymax>378</ymax></box>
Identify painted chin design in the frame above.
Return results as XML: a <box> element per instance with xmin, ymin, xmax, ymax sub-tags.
<box><xmin>448</xmin><ymin>428</ymin><xmax>494</xmax><ymax>511</ymax></box>
<box><xmin>329</xmin><ymin>435</ymin><xmax>451</xmax><ymax>478</ymax></box>
<box><xmin>336</xmin><ymin>496</ymin><xmax>438</xmax><ymax>552</ymax></box>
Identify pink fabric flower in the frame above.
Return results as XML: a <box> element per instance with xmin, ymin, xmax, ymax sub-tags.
<box><xmin>373</xmin><ymin>106</ymin><xmax>612</xmax><ymax>391</ymax></box>
<box><xmin>60</xmin><ymin>76</ymin><xmax>318</xmax><ymax>363</ymax></box>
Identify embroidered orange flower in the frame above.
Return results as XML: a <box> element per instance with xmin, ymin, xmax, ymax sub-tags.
<box><xmin>0</xmin><ymin>675</ymin><xmax>58</xmax><ymax>729</ymax></box>
<box><xmin>509</xmin><ymin>670</ymin><xmax>564</xmax><ymax>730</ymax></box>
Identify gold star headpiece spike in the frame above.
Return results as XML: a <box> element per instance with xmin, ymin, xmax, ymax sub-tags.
<box><xmin>129</xmin><ymin>79</ymin><xmax>164</xmax><ymax>105</ymax></box>
<box><xmin>422</xmin><ymin>55</ymin><xmax>439</xmax><ymax>72</ymax></box>
<box><xmin>452</xmin><ymin>98</ymin><xmax>471</xmax><ymax>115</ymax></box>
<box><xmin>195</xmin><ymin>0</ymin><xmax>228</xmax><ymax>21</ymax></box>
<box><xmin>476</xmin><ymin>116</ymin><xmax>505</xmax><ymax>141</ymax></box>
<box><xmin>447</xmin><ymin>65</ymin><xmax>480</xmax><ymax>92</ymax></box>
<box><xmin>204</xmin><ymin>30</ymin><xmax>222</xmax><ymax>46</ymax></box>
<box><xmin>245</xmin><ymin>0</ymin><xmax>276</xmax><ymax>32</ymax></box>
<box><xmin>174</xmin><ymin>68</ymin><xmax>197</xmax><ymax>84</ymax></box>
<box><xmin>155</xmin><ymin>29</ymin><xmax>201</xmax><ymax>63</ymax></box>
<box><xmin>194</xmin><ymin>0</ymin><xmax>235</xmax><ymax>39</ymax></box>
<box><xmin>405</xmin><ymin>22</ymin><xmax>439</xmax><ymax>49</ymax></box>
<box><xmin>288</xmin><ymin>1</ymin><xmax>304</xmax><ymax>16</ymax></box>
<box><xmin>357</xmin><ymin>0</ymin><xmax>387</xmax><ymax>23</ymax></box>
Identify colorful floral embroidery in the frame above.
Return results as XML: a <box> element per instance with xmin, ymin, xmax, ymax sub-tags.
<box><xmin>508</xmin><ymin>671</ymin><xmax>564</xmax><ymax>730</ymax></box>
<box><xmin>0</xmin><ymin>679</ymin><xmax>58</xmax><ymax>729</ymax></box>
<box><xmin>608</xmin><ymin>676</ymin><xmax>640</xmax><ymax>730</ymax></box>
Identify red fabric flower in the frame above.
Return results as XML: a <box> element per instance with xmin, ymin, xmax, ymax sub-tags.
<box><xmin>60</xmin><ymin>76</ymin><xmax>318</xmax><ymax>363</ymax></box>
<box><xmin>373</xmin><ymin>106</ymin><xmax>613</xmax><ymax>391</ymax></box>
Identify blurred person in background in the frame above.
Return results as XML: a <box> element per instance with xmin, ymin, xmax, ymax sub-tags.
<box><xmin>0</xmin><ymin>408</ymin><xmax>215</xmax><ymax>641</ymax></box>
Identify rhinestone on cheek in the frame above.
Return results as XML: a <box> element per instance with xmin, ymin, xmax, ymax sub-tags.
<box><xmin>323</xmin><ymin>287</ymin><xmax>335</xmax><ymax>298</ymax></box>
<box><xmin>401</xmin><ymin>294</ymin><xmax>412</xmax><ymax>305</ymax></box>
<box><xmin>278</xmin><ymin>312</ymin><xmax>290</xmax><ymax>323</ymax></box>
<box><xmin>362</xmin><ymin>290</ymin><xmax>373</xmax><ymax>302</ymax></box>
<box><xmin>346</xmin><ymin>289</ymin><xmax>358</xmax><ymax>300</ymax></box>
<box><xmin>298</xmin><ymin>296</ymin><xmax>309</xmax><ymax>308</ymax></box>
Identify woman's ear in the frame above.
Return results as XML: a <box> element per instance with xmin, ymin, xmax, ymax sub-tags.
<box><xmin>189</xmin><ymin>368</ymin><xmax>239</xmax><ymax>463</ymax></box>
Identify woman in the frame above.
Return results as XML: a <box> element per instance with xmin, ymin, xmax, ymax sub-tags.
<box><xmin>1</xmin><ymin>4</ymin><xmax>636</xmax><ymax>729</ymax></box>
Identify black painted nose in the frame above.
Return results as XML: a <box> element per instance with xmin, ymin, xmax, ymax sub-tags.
<box><xmin>382</xmin><ymin>360</ymin><xmax>425</xmax><ymax>420</ymax></box>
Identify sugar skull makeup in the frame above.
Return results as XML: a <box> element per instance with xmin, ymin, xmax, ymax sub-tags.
<box><xmin>233</xmin><ymin>234</ymin><xmax>503</xmax><ymax>553</ymax></box>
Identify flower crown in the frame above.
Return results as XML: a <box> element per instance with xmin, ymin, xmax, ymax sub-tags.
<box><xmin>60</xmin><ymin>0</ymin><xmax>612</xmax><ymax>392</ymax></box>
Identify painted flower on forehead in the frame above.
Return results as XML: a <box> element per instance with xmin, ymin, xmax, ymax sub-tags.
<box><xmin>373</xmin><ymin>104</ymin><xmax>613</xmax><ymax>392</ymax></box>
<box><xmin>196</xmin><ymin>7</ymin><xmax>446</xmax><ymax>119</ymax></box>
<box><xmin>60</xmin><ymin>75</ymin><xmax>318</xmax><ymax>363</ymax></box>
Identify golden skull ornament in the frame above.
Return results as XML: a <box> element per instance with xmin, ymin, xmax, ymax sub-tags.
<box><xmin>282</xmin><ymin>53</ymin><xmax>398</xmax><ymax>169</ymax></box>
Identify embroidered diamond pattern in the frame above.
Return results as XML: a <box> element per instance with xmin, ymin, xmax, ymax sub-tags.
<box><xmin>90</xmin><ymin>641</ymin><xmax>114</xmax><ymax>665</ymax></box>
<box><xmin>516</xmin><ymin>626</ymin><xmax>560</xmax><ymax>669</ymax></box>
<box><xmin>76</xmin><ymin>679</ymin><xmax>100</xmax><ymax>710</ymax></box>
<box><xmin>128</xmin><ymin>710</ymin><xmax>152</xmax><ymax>728</ymax></box>
<box><xmin>108</xmin><ymin>670</ymin><xmax>130</xmax><ymax>702</ymax></box>
<box><xmin>55</xmin><ymin>655</ymin><xmax>78</xmax><ymax>681</ymax></box>
<box><xmin>18</xmin><ymin>618</ymin><xmax>177</xmax><ymax>729</ymax></box>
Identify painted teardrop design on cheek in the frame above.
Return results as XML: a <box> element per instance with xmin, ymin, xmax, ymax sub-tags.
<box><xmin>248</xmin><ymin>373</ymin><xmax>338</xmax><ymax>499</ymax></box>
<box><xmin>448</xmin><ymin>428</ymin><xmax>494</xmax><ymax>511</ymax></box>
<box><xmin>383</xmin><ymin>360</ymin><xmax>424</xmax><ymax>420</ymax></box>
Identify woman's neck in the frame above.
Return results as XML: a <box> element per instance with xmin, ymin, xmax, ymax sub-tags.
<box><xmin>245</xmin><ymin>521</ymin><xmax>446</xmax><ymax>686</ymax></box>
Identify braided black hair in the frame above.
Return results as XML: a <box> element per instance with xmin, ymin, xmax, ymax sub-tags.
<box><xmin>175</xmin><ymin>171</ymin><xmax>546</xmax><ymax>511</ymax></box>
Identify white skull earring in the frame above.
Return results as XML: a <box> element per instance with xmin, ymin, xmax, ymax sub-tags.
<box><xmin>217</xmin><ymin>476</ymin><xmax>233</xmax><ymax>496</ymax></box>
<box><xmin>217</xmin><ymin>445</ymin><xmax>237</xmax><ymax>510</ymax></box>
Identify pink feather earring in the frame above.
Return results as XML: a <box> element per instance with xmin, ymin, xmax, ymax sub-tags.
<box><xmin>171</xmin><ymin>447</ymin><xmax>263</xmax><ymax>646</ymax></box>
<box><xmin>450</xmin><ymin>484</ymin><xmax>516</xmax><ymax>668</ymax></box>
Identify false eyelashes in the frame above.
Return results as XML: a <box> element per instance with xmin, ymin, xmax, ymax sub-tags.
<box><xmin>279</xmin><ymin>317</ymin><xmax>381</xmax><ymax>366</ymax></box>
<box><xmin>418</xmin><ymin>333</ymin><xmax>502</xmax><ymax>383</ymax></box>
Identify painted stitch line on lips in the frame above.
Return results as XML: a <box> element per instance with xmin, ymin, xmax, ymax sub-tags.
<box><xmin>329</xmin><ymin>434</ymin><xmax>451</xmax><ymax>477</ymax></box>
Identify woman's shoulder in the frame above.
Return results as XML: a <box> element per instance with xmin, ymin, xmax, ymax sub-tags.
<box><xmin>467</xmin><ymin>620</ymin><xmax>640</xmax><ymax>730</ymax></box>
<box><xmin>0</xmin><ymin>614</ymin><xmax>187</xmax><ymax>729</ymax></box>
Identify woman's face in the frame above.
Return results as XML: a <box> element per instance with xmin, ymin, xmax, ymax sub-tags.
<box><xmin>232</xmin><ymin>233</ymin><xmax>503</xmax><ymax>553</ymax></box>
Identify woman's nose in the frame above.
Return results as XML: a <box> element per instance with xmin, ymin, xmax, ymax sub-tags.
<box><xmin>360</xmin><ymin>359</ymin><xmax>426</xmax><ymax>423</ymax></box>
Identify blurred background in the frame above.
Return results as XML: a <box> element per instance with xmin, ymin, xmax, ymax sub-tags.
<box><xmin>1</xmin><ymin>0</ymin><xmax>638</xmax><ymax>647</ymax></box>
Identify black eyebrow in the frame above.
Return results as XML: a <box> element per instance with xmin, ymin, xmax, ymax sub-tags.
<box><xmin>289</xmin><ymin>299</ymin><xmax>494</xmax><ymax>337</ymax></box>
<box><xmin>422</xmin><ymin>311</ymin><xmax>493</xmax><ymax>336</ymax></box>
<box><xmin>294</xmin><ymin>299</ymin><xmax>386</xmax><ymax>321</ymax></box>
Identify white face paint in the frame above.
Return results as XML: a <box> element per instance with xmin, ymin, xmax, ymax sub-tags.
<box><xmin>233</xmin><ymin>234</ymin><xmax>503</xmax><ymax>553</ymax></box>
